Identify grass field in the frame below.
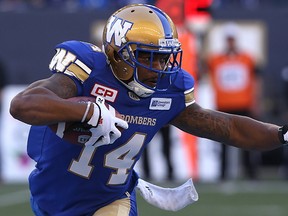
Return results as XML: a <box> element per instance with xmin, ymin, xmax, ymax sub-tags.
<box><xmin>0</xmin><ymin>180</ymin><xmax>287</xmax><ymax>216</ymax></box>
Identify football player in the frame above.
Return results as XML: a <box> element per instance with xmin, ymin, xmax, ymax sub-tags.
<box><xmin>10</xmin><ymin>3</ymin><xmax>288</xmax><ymax>216</ymax></box>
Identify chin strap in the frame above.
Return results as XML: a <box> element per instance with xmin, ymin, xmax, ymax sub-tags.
<box><xmin>127</xmin><ymin>80</ymin><xmax>155</xmax><ymax>98</ymax></box>
<box><xmin>109</xmin><ymin>65</ymin><xmax>155</xmax><ymax>98</ymax></box>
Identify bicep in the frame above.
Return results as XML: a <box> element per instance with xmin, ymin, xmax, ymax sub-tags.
<box><xmin>10</xmin><ymin>73</ymin><xmax>81</xmax><ymax>125</ymax></box>
<box><xmin>22</xmin><ymin>73</ymin><xmax>78</xmax><ymax>99</ymax></box>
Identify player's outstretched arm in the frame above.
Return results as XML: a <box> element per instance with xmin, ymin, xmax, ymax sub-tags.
<box><xmin>10</xmin><ymin>73</ymin><xmax>88</xmax><ymax>125</ymax></box>
<box><xmin>171</xmin><ymin>102</ymin><xmax>284</xmax><ymax>151</ymax></box>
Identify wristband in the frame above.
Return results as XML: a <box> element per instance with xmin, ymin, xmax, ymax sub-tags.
<box><xmin>81</xmin><ymin>101</ymin><xmax>92</xmax><ymax>123</ymax></box>
<box><xmin>87</xmin><ymin>103</ymin><xmax>101</xmax><ymax>127</ymax></box>
<box><xmin>278</xmin><ymin>125</ymin><xmax>288</xmax><ymax>145</ymax></box>
<box><xmin>94</xmin><ymin>102</ymin><xmax>101</xmax><ymax>127</ymax></box>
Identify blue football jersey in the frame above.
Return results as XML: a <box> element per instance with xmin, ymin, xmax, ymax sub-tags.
<box><xmin>27</xmin><ymin>40</ymin><xmax>195</xmax><ymax>215</ymax></box>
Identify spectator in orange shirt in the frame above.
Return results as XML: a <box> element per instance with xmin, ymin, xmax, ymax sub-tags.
<box><xmin>206</xmin><ymin>22</ymin><xmax>262</xmax><ymax>180</ymax></box>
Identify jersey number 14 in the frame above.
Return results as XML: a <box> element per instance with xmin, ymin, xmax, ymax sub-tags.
<box><xmin>68</xmin><ymin>133</ymin><xmax>145</xmax><ymax>185</ymax></box>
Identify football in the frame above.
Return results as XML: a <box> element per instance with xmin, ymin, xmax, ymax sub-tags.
<box><xmin>48</xmin><ymin>96</ymin><xmax>123</xmax><ymax>145</ymax></box>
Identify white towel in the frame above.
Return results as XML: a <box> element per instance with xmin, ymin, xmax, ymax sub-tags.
<box><xmin>136</xmin><ymin>178</ymin><xmax>199</xmax><ymax>212</ymax></box>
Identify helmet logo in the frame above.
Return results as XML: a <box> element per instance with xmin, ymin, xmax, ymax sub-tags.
<box><xmin>105</xmin><ymin>16</ymin><xmax>133</xmax><ymax>47</ymax></box>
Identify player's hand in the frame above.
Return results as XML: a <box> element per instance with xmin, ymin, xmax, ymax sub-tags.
<box><xmin>279</xmin><ymin>125</ymin><xmax>288</xmax><ymax>145</ymax></box>
<box><xmin>85</xmin><ymin>96</ymin><xmax>128</xmax><ymax>147</ymax></box>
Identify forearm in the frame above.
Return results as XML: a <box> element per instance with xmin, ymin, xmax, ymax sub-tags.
<box><xmin>172</xmin><ymin>104</ymin><xmax>283</xmax><ymax>151</ymax></box>
<box><xmin>228</xmin><ymin>114</ymin><xmax>281</xmax><ymax>150</ymax></box>
<box><xmin>11</xmin><ymin>91</ymin><xmax>86</xmax><ymax>125</ymax></box>
<box><xmin>10</xmin><ymin>87</ymin><xmax>88</xmax><ymax>125</ymax></box>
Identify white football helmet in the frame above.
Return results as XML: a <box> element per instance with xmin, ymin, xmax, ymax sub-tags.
<box><xmin>102</xmin><ymin>4</ymin><xmax>182</xmax><ymax>97</ymax></box>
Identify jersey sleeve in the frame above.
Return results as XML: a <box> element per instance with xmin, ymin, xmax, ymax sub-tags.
<box><xmin>184</xmin><ymin>86</ymin><xmax>195</xmax><ymax>107</ymax></box>
<box><xmin>48</xmin><ymin>40</ymin><xmax>105</xmax><ymax>95</ymax></box>
<box><xmin>174</xmin><ymin>69</ymin><xmax>196</xmax><ymax>107</ymax></box>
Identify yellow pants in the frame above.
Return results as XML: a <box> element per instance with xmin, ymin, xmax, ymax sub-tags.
<box><xmin>93</xmin><ymin>197</ymin><xmax>131</xmax><ymax>216</ymax></box>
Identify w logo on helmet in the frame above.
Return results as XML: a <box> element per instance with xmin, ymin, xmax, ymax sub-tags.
<box><xmin>105</xmin><ymin>16</ymin><xmax>133</xmax><ymax>47</ymax></box>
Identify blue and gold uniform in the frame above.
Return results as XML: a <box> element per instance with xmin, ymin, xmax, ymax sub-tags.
<box><xmin>28</xmin><ymin>40</ymin><xmax>194</xmax><ymax>216</ymax></box>
<box><xmin>8</xmin><ymin>4</ymin><xmax>285</xmax><ymax>216</ymax></box>
<box><xmin>27</xmin><ymin>2</ymin><xmax>196</xmax><ymax>215</ymax></box>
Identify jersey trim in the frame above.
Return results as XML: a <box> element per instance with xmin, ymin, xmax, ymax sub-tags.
<box><xmin>66</xmin><ymin>63</ymin><xmax>89</xmax><ymax>83</ymax></box>
<box><xmin>184</xmin><ymin>87</ymin><xmax>195</xmax><ymax>107</ymax></box>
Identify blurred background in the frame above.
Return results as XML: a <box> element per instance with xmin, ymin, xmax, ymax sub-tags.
<box><xmin>0</xmin><ymin>0</ymin><xmax>288</xmax><ymax>215</ymax></box>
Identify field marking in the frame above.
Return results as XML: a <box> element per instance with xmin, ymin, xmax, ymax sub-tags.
<box><xmin>0</xmin><ymin>189</ymin><xmax>30</xmax><ymax>207</ymax></box>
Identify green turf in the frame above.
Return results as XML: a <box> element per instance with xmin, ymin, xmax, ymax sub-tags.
<box><xmin>0</xmin><ymin>183</ymin><xmax>32</xmax><ymax>216</ymax></box>
<box><xmin>0</xmin><ymin>181</ymin><xmax>287</xmax><ymax>216</ymax></box>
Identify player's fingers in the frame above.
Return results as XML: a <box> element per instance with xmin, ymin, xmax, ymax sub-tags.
<box><xmin>114</xmin><ymin>118</ymin><xmax>129</xmax><ymax>129</ymax></box>
<box><xmin>86</xmin><ymin>128</ymin><xmax>103</xmax><ymax>146</ymax></box>
<box><xmin>85</xmin><ymin>135</ymin><xmax>101</xmax><ymax>146</ymax></box>
<box><xmin>108</xmin><ymin>105</ymin><xmax>116</xmax><ymax>115</ymax></box>
<box><xmin>110</xmin><ymin>128</ymin><xmax>121</xmax><ymax>143</ymax></box>
<box><xmin>93</xmin><ymin>135</ymin><xmax>110</xmax><ymax>147</ymax></box>
<box><xmin>101</xmin><ymin>135</ymin><xmax>111</xmax><ymax>145</ymax></box>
